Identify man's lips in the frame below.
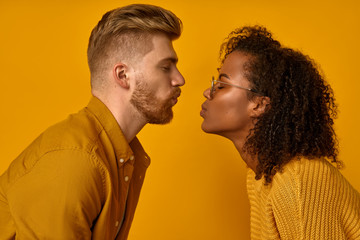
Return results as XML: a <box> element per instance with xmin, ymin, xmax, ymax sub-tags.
<box><xmin>174</xmin><ymin>93</ymin><xmax>181</xmax><ymax>99</ymax></box>
<box><xmin>171</xmin><ymin>90</ymin><xmax>181</xmax><ymax>105</ymax></box>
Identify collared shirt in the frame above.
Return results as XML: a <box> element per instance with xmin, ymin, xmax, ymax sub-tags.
<box><xmin>0</xmin><ymin>97</ymin><xmax>151</xmax><ymax>240</ymax></box>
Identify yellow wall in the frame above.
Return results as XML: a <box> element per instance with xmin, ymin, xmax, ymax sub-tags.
<box><xmin>0</xmin><ymin>0</ymin><xmax>359</xmax><ymax>239</ymax></box>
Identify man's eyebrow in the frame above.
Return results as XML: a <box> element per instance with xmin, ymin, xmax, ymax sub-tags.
<box><xmin>159</xmin><ymin>57</ymin><xmax>178</xmax><ymax>64</ymax></box>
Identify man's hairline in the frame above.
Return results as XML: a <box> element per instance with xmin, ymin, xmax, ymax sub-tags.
<box><xmin>131</xmin><ymin>32</ymin><xmax>180</xmax><ymax>68</ymax></box>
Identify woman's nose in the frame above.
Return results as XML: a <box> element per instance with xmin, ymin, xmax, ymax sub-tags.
<box><xmin>203</xmin><ymin>87</ymin><xmax>211</xmax><ymax>99</ymax></box>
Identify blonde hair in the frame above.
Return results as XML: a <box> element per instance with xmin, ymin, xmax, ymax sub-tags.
<box><xmin>87</xmin><ymin>4</ymin><xmax>182</xmax><ymax>89</ymax></box>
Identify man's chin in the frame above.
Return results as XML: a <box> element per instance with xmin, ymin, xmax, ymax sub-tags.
<box><xmin>147</xmin><ymin>110</ymin><xmax>173</xmax><ymax>124</ymax></box>
<box><xmin>148</xmin><ymin>118</ymin><xmax>172</xmax><ymax>125</ymax></box>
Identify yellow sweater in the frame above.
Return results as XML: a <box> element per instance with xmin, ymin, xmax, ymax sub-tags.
<box><xmin>247</xmin><ymin>158</ymin><xmax>360</xmax><ymax>239</ymax></box>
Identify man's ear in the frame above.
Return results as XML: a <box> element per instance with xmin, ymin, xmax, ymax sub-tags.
<box><xmin>250</xmin><ymin>96</ymin><xmax>270</xmax><ymax>117</ymax></box>
<box><xmin>113</xmin><ymin>63</ymin><xmax>130</xmax><ymax>89</ymax></box>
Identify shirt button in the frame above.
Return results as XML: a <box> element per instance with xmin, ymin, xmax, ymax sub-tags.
<box><xmin>124</xmin><ymin>176</ymin><xmax>129</xmax><ymax>182</ymax></box>
<box><xmin>130</xmin><ymin>155</ymin><xmax>135</xmax><ymax>161</ymax></box>
<box><xmin>119</xmin><ymin>158</ymin><xmax>124</xmax><ymax>163</ymax></box>
<box><xmin>115</xmin><ymin>221</ymin><xmax>119</xmax><ymax>227</ymax></box>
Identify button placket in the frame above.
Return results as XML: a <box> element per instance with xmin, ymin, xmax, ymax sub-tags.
<box><xmin>123</xmin><ymin>162</ymin><xmax>134</xmax><ymax>183</ymax></box>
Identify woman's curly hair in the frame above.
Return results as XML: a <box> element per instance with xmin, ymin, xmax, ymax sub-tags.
<box><xmin>220</xmin><ymin>26</ymin><xmax>340</xmax><ymax>184</ymax></box>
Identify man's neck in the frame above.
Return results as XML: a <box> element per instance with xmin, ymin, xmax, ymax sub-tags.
<box><xmin>94</xmin><ymin>93</ymin><xmax>147</xmax><ymax>143</ymax></box>
<box><xmin>119</xmin><ymin>108</ymin><xmax>146</xmax><ymax>143</ymax></box>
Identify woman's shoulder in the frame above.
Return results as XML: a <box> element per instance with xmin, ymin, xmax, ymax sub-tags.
<box><xmin>274</xmin><ymin>157</ymin><xmax>359</xmax><ymax>197</ymax></box>
<box><xmin>248</xmin><ymin>157</ymin><xmax>359</xmax><ymax>200</ymax></box>
<box><xmin>277</xmin><ymin>157</ymin><xmax>338</xmax><ymax>180</ymax></box>
<box><xmin>273</xmin><ymin>158</ymin><xmax>330</xmax><ymax>185</ymax></box>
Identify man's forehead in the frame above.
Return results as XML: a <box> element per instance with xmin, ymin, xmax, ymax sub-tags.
<box><xmin>145</xmin><ymin>36</ymin><xmax>178</xmax><ymax>63</ymax></box>
<box><xmin>154</xmin><ymin>33</ymin><xmax>177</xmax><ymax>48</ymax></box>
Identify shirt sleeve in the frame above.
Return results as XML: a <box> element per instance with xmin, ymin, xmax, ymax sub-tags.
<box><xmin>270</xmin><ymin>166</ymin><xmax>302</xmax><ymax>240</ymax></box>
<box><xmin>6</xmin><ymin>149</ymin><xmax>105</xmax><ymax>240</ymax></box>
<box><xmin>271</xmin><ymin>159</ymin><xmax>360</xmax><ymax>240</ymax></box>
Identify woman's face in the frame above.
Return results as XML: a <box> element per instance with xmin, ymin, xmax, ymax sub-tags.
<box><xmin>200</xmin><ymin>51</ymin><xmax>257</xmax><ymax>140</ymax></box>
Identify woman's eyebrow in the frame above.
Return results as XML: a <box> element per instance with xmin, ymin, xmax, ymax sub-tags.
<box><xmin>218</xmin><ymin>73</ymin><xmax>231</xmax><ymax>80</ymax></box>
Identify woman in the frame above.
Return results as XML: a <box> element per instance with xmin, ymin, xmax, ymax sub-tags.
<box><xmin>200</xmin><ymin>26</ymin><xmax>360</xmax><ymax>239</ymax></box>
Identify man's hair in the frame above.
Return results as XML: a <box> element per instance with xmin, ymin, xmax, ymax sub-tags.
<box><xmin>220</xmin><ymin>26</ymin><xmax>339</xmax><ymax>184</ymax></box>
<box><xmin>87</xmin><ymin>4</ymin><xmax>182</xmax><ymax>89</ymax></box>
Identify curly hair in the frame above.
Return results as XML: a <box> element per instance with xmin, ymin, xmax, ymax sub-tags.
<box><xmin>220</xmin><ymin>26</ymin><xmax>339</xmax><ymax>184</ymax></box>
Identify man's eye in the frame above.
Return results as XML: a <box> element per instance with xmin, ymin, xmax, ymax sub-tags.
<box><xmin>161</xmin><ymin>66</ymin><xmax>170</xmax><ymax>72</ymax></box>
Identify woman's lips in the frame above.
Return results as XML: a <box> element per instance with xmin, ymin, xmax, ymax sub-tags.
<box><xmin>200</xmin><ymin>104</ymin><xmax>207</xmax><ymax>118</ymax></box>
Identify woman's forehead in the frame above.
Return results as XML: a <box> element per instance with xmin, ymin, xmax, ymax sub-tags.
<box><xmin>219</xmin><ymin>52</ymin><xmax>251</xmax><ymax>82</ymax></box>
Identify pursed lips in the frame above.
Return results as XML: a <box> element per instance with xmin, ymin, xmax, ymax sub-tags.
<box><xmin>200</xmin><ymin>103</ymin><xmax>207</xmax><ymax>117</ymax></box>
<box><xmin>171</xmin><ymin>90</ymin><xmax>181</xmax><ymax>105</ymax></box>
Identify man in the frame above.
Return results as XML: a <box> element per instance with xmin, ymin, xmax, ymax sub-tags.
<box><xmin>0</xmin><ymin>4</ymin><xmax>184</xmax><ymax>239</ymax></box>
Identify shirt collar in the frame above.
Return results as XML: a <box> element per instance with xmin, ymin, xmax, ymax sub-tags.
<box><xmin>85</xmin><ymin>96</ymin><xmax>150</xmax><ymax>167</ymax></box>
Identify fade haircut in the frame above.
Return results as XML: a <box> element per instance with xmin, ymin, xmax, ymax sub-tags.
<box><xmin>87</xmin><ymin>4</ymin><xmax>182</xmax><ymax>90</ymax></box>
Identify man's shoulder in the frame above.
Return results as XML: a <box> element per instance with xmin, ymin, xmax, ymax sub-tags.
<box><xmin>0</xmin><ymin>107</ymin><xmax>109</xmax><ymax>195</ymax></box>
<box><xmin>40</xmin><ymin>107</ymin><xmax>104</xmax><ymax>153</ymax></box>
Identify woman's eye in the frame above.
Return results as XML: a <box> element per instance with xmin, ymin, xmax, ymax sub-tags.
<box><xmin>217</xmin><ymin>84</ymin><xmax>225</xmax><ymax>89</ymax></box>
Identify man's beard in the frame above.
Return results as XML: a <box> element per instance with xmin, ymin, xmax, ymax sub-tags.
<box><xmin>130</xmin><ymin>79</ymin><xmax>181</xmax><ymax>124</ymax></box>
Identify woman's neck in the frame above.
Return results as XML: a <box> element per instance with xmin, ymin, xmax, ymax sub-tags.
<box><xmin>232</xmin><ymin>137</ymin><xmax>258</xmax><ymax>172</ymax></box>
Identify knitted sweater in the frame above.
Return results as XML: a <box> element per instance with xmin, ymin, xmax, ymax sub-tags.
<box><xmin>247</xmin><ymin>157</ymin><xmax>360</xmax><ymax>240</ymax></box>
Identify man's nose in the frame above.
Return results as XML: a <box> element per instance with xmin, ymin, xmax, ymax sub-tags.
<box><xmin>172</xmin><ymin>69</ymin><xmax>185</xmax><ymax>87</ymax></box>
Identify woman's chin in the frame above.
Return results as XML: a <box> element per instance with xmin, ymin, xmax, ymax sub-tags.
<box><xmin>201</xmin><ymin>122</ymin><xmax>211</xmax><ymax>133</ymax></box>
<box><xmin>201</xmin><ymin>123</ymin><xmax>222</xmax><ymax>135</ymax></box>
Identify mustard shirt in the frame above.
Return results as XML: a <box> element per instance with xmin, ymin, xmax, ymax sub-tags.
<box><xmin>0</xmin><ymin>97</ymin><xmax>151</xmax><ymax>240</ymax></box>
<box><xmin>247</xmin><ymin>157</ymin><xmax>360</xmax><ymax>240</ymax></box>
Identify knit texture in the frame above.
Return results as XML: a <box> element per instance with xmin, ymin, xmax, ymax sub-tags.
<box><xmin>247</xmin><ymin>157</ymin><xmax>360</xmax><ymax>240</ymax></box>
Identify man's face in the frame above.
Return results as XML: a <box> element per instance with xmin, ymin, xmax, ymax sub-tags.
<box><xmin>200</xmin><ymin>51</ymin><xmax>255</xmax><ymax>139</ymax></box>
<box><xmin>130</xmin><ymin>34</ymin><xmax>185</xmax><ymax>124</ymax></box>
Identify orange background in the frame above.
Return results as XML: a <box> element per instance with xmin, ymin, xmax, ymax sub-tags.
<box><xmin>0</xmin><ymin>0</ymin><xmax>359</xmax><ymax>239</ymax></box>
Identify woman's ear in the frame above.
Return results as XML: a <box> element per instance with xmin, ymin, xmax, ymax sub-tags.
<box><xmin>113</xmin><ymin>63</ymin><xmax>130</xmax><ymax>89</ymax></box>
<box><xmin>250</xmin><ymin>96</ymin><xmax>270</xmax><ymax>117</ymax></box>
